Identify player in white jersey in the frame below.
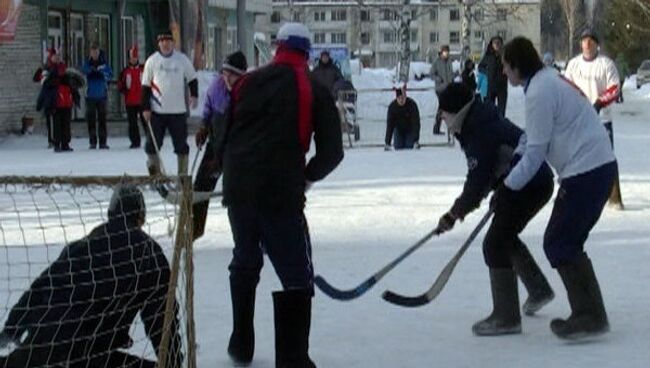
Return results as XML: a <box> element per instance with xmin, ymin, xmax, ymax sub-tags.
<box><xmin>564</xmin><ymin>28</ymin><xmax>623</xmax><ymax>209</ymax></box>
<box><xmin>500</xmin><ymin>36</ymin><xmax>617</xmax><ymax>340</ymax></box>
<box><xmin>142</xmin><ymin>30</ymin><xmax>198</xmax><ymax>176</ymax></box>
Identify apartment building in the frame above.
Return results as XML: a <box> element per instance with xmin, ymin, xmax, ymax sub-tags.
<box><xmin>259</xmin><ymin>0</ymin><xmax>541</xmax><ymax>68</ymax></box>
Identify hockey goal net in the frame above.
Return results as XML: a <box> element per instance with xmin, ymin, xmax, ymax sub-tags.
<box><xmin>0</xmin><ymin>175</ymin><xmax>196</xmax><ymax>368</ymax></box>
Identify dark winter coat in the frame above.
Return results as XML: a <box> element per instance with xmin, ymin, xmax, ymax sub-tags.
<box><xmin>36</xmin><ymin>63</ymin><xmax>80</xmax><ymax>111</ymax></box>
<box><xmin>451</xmin><ymin>100</ymin><xmax>553</xmax><ymax>218</ymax></box>
<box><xmin>385</xmin><ymin>97</ymin><xmax>421</xmax><ymax>145</ymax></box>
<box><xmin>461</xmin><ymin>69</ymin><xmax>478</xmax><ymax>94</ymax></box>
<box><xmin>220</xmin><ymin>59</ymin><xmax>344</xmax><ymax>211</ymax></box>
<box><xmin>0</xmin><ymin>219</ymin><xmax>182</xmax><ymax>365</ymax></box>
<box><xmin>311</xmin><ymin>60</ymin><xmax>344</xmax><ymax>96</ymax></box>
<box><xmin>82</xmin><ymin>53</ymin><xmax>113</xmax><ymax>101</ymax></box>
<box><xmin>481</xmin><ymin>39</ymin><xmax>508</xmax><ymax>97</ymax></box>
<box><xmin>431</xmin><ymin>56</ymin><xmax>454</xmax><ymax>90</ymax></box>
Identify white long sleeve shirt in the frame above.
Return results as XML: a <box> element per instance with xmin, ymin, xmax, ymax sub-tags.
<box><xmin>564</xmin><ymin>54</ymin><xmax>620</xmax><ymax>124</ymax></box>
<box><xmin>142</xmin><ymin>51</ymin><xmax>197</xmax><ymax>114</ymax></box>
<box><xmin>504</xmin><ymin>67</ymin><xmax>616</xmax><ymax>190</ymax></box>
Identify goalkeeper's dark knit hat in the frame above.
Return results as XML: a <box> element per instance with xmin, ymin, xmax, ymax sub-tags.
<box><xmin>108</xmin><ymin>184</ymin><xmax>146</xmax><ymax>223</ymax></box>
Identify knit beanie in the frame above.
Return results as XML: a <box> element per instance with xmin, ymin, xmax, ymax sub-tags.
<box><xmin>438</xmin><ymin>82</ymin><xmax>474</xmax><ymax>113</ymax></box>
<box><xmin>222</xmin><ymin>51</ymin><xmax>248</xmax><ymax>75</ymax></box>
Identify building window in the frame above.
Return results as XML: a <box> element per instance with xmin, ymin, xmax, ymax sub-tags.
<box><xmin>361</xmin><ymin>32</ymin><xmax>370</xmax><ymax>45</ymax></box>
<box><xmin>121</xmin><ymin>17</ymin><xmax>135</xmax><ymax>68</ymax></box>
<box><xmin>430</xmin><ymin>9</ymin><xmax>437</xmax><ymax>21</ymax></box>
<box><xmin>383</xmin><ymin>31</ymin><xmax>396</xmax><ymax>43</ymax></box>
<box><xmin>314</xmin><ymin>32</ymin><xmax>326</xmax><ymax>44</ymax></box>
<box><xmin>474</xmin><ymin>9</ymin><xmax>483</xmax><ymax>22</ymax></box>
<box><xmin>411</xmin><ymin>9</ymin><xmax>418</xmax><ymax>20</ymax></box>
<box><xmin>497</xmin><ymin>9</ymin><xmax>507</xmax><ymax>21</ymax></box>
<box><xmin>410</xmin><ymin>30</ymin><xmax>418</xmax><ymax>42</ymax></box>
<box><xmin>429</xmin><ymin>32</ymin><xmax>438</xmax><ymax>43</ymax></box>
<box><xmin>449</xmin><ymin>8</ymin><xmax>460</xmax><ymax>21</ymax></box>
<box><xmin>449</xmin><ymin>31</ymin><xmax>460</xmax><ymax>44</ymax></box>
<box><xmin>382</xmin><ymin>9</ymin><xmax>397</xmax><ymax>21</ymax></box>
<box><xmin>331</xmin><ymin>32</ymin><xmax>347</xmax><ymax>44</ymax></box>
<box><xmin>271</xmin><ymin>11</ymin><xmax>281</xmax><ymax>23</ymax></box>
<box><xmin>331</xmin><ymin>9</ymin><xmax>347</xmax><ymax>21</ymax></box>
<box><xmin>497</xmin><ymin>30</ymin><xmax>507</xmax><ymax>39</ymax></box>
<box><xmin>270</xmin><ymin>33</ymin><xmax>277</xmax><ymax>41</ymax></box>
<box><xmin>227</xmin><ymin>28</ymin><xmax>237</xmax><ymax>53</ymax></box>
<box><xmin>292</xmin><ymin>12</ymin><xmax>301</xmax><ymax>22</ymax></box>
<box><xmin>314</xmin><ymin>11</ymin><xmax>325</xmax><ymax>22</ymax></box>
<box><xmin>474</xmin><ymin>31</ymin><xmax>483</xmax><ymax>39</ymax></box>
<box><xmin>360</xmin><ymin>10</ymin><xmax>370</xmax><ymax>22</ymax></box>
<box><xmin>88</xmin><ymin>14</ymin><xmax>111</xmax><ymax>61</ymax></box>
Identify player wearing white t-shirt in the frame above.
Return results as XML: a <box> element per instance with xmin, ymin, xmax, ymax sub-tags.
<box><xmin>142</xmin><ymin>30</ymin><xmax>198</xmax><ymax>176</ymax></box>
<box><xmin>564</xmin><ymin>29</ymin><xmax>623</xmax><ymax>209</ymax></box>
<box><xmin>499</xmin><ymin>37</ymin><xmax>616</xmax><ymax>341</ymax></box>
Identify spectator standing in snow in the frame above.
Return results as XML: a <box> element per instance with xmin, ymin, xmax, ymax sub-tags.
<box><xmin>501</xmin><ymin>36</ymin><xmax>616</xmax><ymax>340</ymax></box>
<box><xmin>461</xmin><ymin>59</ymin><xmax>477</xmax><ymax>95</ymax></box>
<box><xmin>482</xmin><ymin>36</ymin><xmax>508</xmax><ymax>117</ymax></box>
<box><xmin>384</xmin><ymin>87</ymin><xmax>421</xmax><ymax>150</ymax></box>
<box><xmin>311</xmin><ymin>50</ymin><xmax>344</xmax><ymax>97</ymax></box>
<box><xmin>431</xmin><ymin>44</ymin><xmax>454</xmax><ymax>135</ymax></box>
<box><xmin>82</xmin><ymin>43</ymin><xmax>112</xmax><ymax>149</ymax></box>
<box><xmin>118</xmin><ymin>46</ymin><xmax>146</xmax><ymax>149</ymax></box>
<box><xmin>564</xmin><ymin>29</ymin><xmax>623</xmax><ymax>210</ymax></box>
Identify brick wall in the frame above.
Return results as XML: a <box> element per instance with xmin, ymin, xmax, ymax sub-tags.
<box><xmin>0</xmin><ymin>4</ymin><xmax>42</xmax><ymax>135</ymax></box>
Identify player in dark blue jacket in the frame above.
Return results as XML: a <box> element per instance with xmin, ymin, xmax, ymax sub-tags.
<box><xmin>436</xmin><ymin>83</ymin><xmax>555</xmax><ymax>336</ymax></box>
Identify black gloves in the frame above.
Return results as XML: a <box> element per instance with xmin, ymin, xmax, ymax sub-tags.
<box><xmin>437</xmin><ymin>211</ymin><xmax>458</xmax><ymax>234</ymax></box>
<box><xmin>593</xmin><ymin>100</ymin><xmax>604</xmax><ymax>114</ymax></box>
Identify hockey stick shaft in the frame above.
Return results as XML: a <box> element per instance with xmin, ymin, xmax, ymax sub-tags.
<box><xmin>382</xmin><ymin>208</ymin><xmax>494</xmax><ymax>307</ymax></box>
<box><xmin>314</xmin><ymin>227</ymin><xmax>441</xmax><ymax>300</ymax></box>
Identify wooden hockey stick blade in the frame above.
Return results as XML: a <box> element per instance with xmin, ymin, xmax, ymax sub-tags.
<box><xmin>314</xmin><ymin>227</ymin><xmax>441</xmax><ymax>301</ymax></box>
<box><xmin>382</xmin><ymin>209</ymin><xmax>494</xmax><ymax>307</ymax></box>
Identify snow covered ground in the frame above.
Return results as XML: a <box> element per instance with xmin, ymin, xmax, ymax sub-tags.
<box><xmin>1</xmin><ymin>74</ymin><xmax>650</xmax><ymax>367</ymax></box>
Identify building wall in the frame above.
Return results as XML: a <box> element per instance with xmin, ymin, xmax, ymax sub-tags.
<box><xmin>0</xmin><ymin>4</ymin><xmax>42</xmax><ymax>135</ymax></box>
<box><xmin>264</xmin><ymin>1</ymin><xmax>541</xmax><ymax>68</ymax></box>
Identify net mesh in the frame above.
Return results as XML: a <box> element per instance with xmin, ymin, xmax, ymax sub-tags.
<box><xmin>0</xmin><ymin>176</ymin><xmax>195</xmax><ymax>368</ymax></box>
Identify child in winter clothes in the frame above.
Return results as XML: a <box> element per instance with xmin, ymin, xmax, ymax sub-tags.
<box><xmin>118</xmin><ymin>46</ymin><xmax>145</xmax><ymax>148</ymax></box>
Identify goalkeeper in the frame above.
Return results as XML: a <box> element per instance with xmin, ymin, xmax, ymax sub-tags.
<box><xmin>0</xmin><ymin>185</ymin><xmax>182</xmax><ymax>368</ymax></box>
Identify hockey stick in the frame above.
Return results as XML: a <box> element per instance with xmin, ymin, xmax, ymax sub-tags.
<box><xmin>382</xmin><ymin>208</ymin><xmax>494</xmax><ymax>307</ymax></box>
<box><xmin>314</xmin><ymin>227</ymin><xmax>442</xmax><ymax>301</ymax></box>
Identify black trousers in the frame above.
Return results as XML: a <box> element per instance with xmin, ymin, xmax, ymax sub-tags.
<box><xmin>86</xmin><ymin>99</ymin><xmax>108</xmax><ymax>146</ymax></box>
<box><xmin>144</xmin><ymin>113</ymin><xmax>189</xmax><ymax>155</ymax></box>
<box><xmin>482</xmin><ymin>164</ymin><xmax>554</xmax><ymax>268</ymax></box>
<box><xmin>227</xmin><ymin>206</ymin><xmax>315</xmax><ymax>294</ymax></box>
<box><xmin>192</xmin><ymin>141</ymin><xmax>221</xmax><ymax>238</ymax></box>
<box><xmin>126</xmin><ymin>105</ymin><xmax>147</xmax><ymax>147</ymax></box>
<box><xmin>487</xmin><ymin>89</ymin><xmax>508</xmax><ymax>117</ymax></box>
<box><xmin>53</xmin><ymin>108</ymin><xmax>72</xmax><ymax>148</ymax></box>
<box><xmin>45</xmin><ymin>111</ymin><xmax>55</xmax><ymax>145</ymax></box>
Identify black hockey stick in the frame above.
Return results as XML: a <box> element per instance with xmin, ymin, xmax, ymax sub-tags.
<box><xmin>314</xmin><ymin>227</ymin><xmax>442</xmax><ymax>301</ymax></box>
<box><xmin>382</xmin><ymin>208</ymin><xmax>494</xmax><ymax>307</ymax></box>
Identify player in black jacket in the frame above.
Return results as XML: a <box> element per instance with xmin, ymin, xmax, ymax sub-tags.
<box><xmin>217</xmin><ymin>23</ymin><xmax>343</xmax><ymax>367</ymax></box>
<box><xmin>436</xmin><ymin>83</ymin><xmax>555</xmax><ymax>336</ymax></box>
<box><xmin>0</xmin><ymin>185</ymin><xmax>182</xmax><ymax>368</ymax></box>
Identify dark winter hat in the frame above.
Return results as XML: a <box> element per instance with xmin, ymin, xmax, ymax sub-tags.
<box><xmin>580</xmin><ymin>28</ymin><xmax>599</xmax><ymax>44</ymax></box>
<box><xmin>395</xmin><ymin>87</ymin><xmax>404</xmax><ymax>97</ymax></box>
<box><xmin>438</xmin><ymin>82</ymin><xmax>474</xmax><ymax>114</ymax></box>
<box><xmin>440</xmin><ymin>44</ymin><xmax>450</xmax><ymax>52</ymax></box>
<box><xmin>108</xmin><ymin>184</ymin><xmax>146</xmax><ymax>223</ymax></box>
<box><xmin>157</xmin><ymin>30</ymin><xmax>174</xmax><ymax>42</ymax></box>
<box><xmin>276</xmin><ymin>22</ymin><xmax>312</xmax><ymax>53</ymax></box>
<box><xmin>320</xmin><ymin>50</ymin><xmax>330</xmax><ymax>57</ymax></box>
<box><xmin>222</xmin><ymin>51</ymin><xmax>248</xmax><ymax>75</ymax></box>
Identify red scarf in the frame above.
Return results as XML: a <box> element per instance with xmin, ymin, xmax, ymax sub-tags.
<box><xmin>273</xmin><ymin>45</ymin><xmax>313</xmax><ymax>153</ymax></box>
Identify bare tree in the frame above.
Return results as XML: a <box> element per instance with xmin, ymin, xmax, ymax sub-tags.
<box><xmin>559</xmin><ymin>0</ymin><xmax>585</xmax><ymax>58</ymax></box>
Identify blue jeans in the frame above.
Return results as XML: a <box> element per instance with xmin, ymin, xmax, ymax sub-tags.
<box><xmin>543</xmin><ymin>161</ymin><xmax>617</xmax><ymax>267</ymax></box>
<box><xmin>393</xmin><ymin>130</ymin><xmax>415</xmax><ymax>149</ymax></box>
<box><xmin>227</xmin><ymin>206</ymin><xmax>314</xmax><ymax>293</ymax></box>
